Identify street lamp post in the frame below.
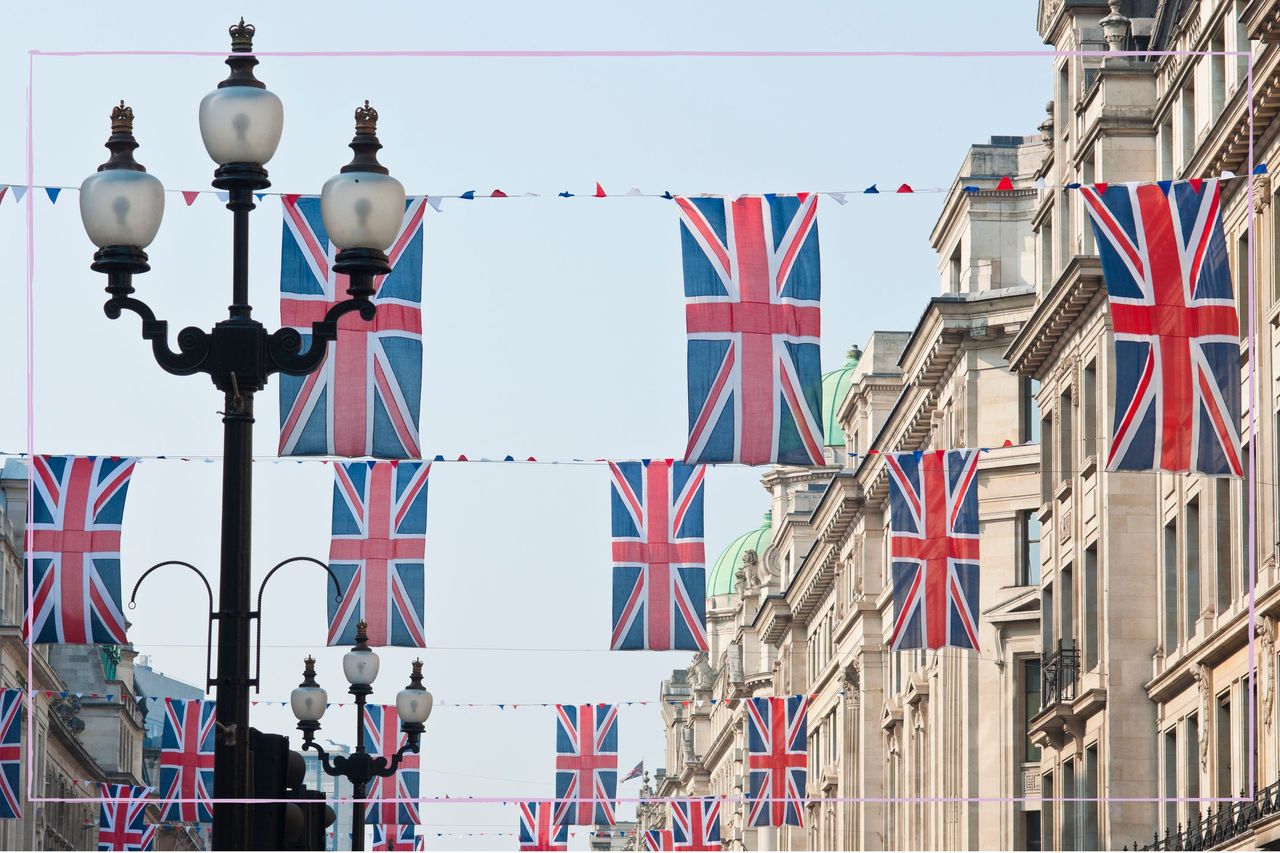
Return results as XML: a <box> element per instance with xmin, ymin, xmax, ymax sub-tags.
<box><xmin>79</xmin><ymin>20</ymin><xmax>406</xmax><ymax>850</ymax></box>
<box><xmin>291</xmin><ymin>621</ymin><xmax>433</xmax><ymax>851</ymax></box>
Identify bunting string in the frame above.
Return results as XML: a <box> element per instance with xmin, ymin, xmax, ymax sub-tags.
<box><xmin>0</xmin><ymin>165</ymin><xmax>1265</xmax><ymax>211</ymax></box>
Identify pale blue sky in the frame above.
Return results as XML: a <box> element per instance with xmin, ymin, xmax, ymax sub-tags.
<box><xmin>3</xmin><ymin>3</ymin><xmax>1049</xmax><ymax>849</ymax></box>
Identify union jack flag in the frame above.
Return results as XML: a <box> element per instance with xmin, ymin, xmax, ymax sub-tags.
<box><xmin>158</xmin><ymin>698</ymin><xmax>214</xmax><ymax>823</ymax></box>
<box><xmin>518</xmin><ymin>801</ymin><xmax>567</xmax><ymax>851</ymax></box>
<box><xmin>27</xmin><ymin>456</ymin><xmax>135</xmax><ymax>644</ymax></box>
<box><xmin>363</xmin><ymin>704</ymin><xmax>420</xmax><ymax>825</ymax></box>
<box><xmin>0</xmin><ymin>689</ymin><xmax>21</xmax><ymax>819</ymax></box>
<box><xmin>644</xmin><ymin>829</ymin><xmax>674</xmax><ymax>851</ymax></box>
<box><xmin>746</xmin><ymin>695</ymin><xmax>807</xmax><ymax>828</ymax></box>
<box><xmin>278</xmin><ymin>195</ymin><xmax>427</xmax><ymax>459</ymax></box>
<box><xmin>328</xmin><ymin>461</ymin><xmax>429</xmax><ymax>648</ymax></box>
<box><xmin>554</xmin><ymin>703</ymin><xmax>618</xmax><ymax>826</ymax></box>
<box><xmin>372</xmin><ymin>824</ymin><xmax>421</xmax><ymax>851</ymax></box>
<box><xmin>1080</xmin><ymin>178</ymin><xmax>1243</xmax><ymax>476</ymax></box>
<box><xmin>676</xmin><ymin>194</ymin><xmax>824</xmax><ymax>466</ymax></box>
<box><xmin>97</xmin><ymin>784</ymin><xmax>153</xmax><ymax>851</ymax></box>
<box><xmin>609</xmin><ymin>461</ymin><xmax>707</xmax><ymax>651</ymax></box>
<box><xmin>671</xmin><ymin>797</ymin><xmax>720</xmax><ymax>851</ymax></box>
<box><xmin>885</xmin><ymin>449</ymin><xmax>982</xmax><ymax>651</ymax></box>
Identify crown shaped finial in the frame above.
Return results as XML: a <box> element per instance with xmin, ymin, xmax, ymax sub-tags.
<box><xmin>355</xmin><ymin>100</ymin><xmax>378</xmax><ymax>134</ymax></box>
<box><xmin>408</xmin><ymin>657</ymin><xmax>425</xmax><ymax>689</ymax></box>
<box><xmin>229</xmin><ymin>17</ymin><xmax>256</xmax><ymax>52</ymax></box>
<box><xmin>110</xmin><ymin>101</ymin><xmax>134</xmax><ymax>134</ymax></box>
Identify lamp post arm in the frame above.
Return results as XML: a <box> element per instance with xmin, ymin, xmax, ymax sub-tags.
<box><xmin>268</xmin><ymin>297</ymin><xmax>377</xmax><ymax>376</ymax></box>
<box><xmin>104</xmin><ymin>294</ymin><xmax>212</xmax><ymax>376</ymax></box>
<box><xmin>372</xmin><ymin>735</ymin><xmax>421</xmax><ymax>778</ymax></box>
<box><xmin>301</xmin><ymin>739</ymin><xmax>348</xmax><ymax>778</ymax></box>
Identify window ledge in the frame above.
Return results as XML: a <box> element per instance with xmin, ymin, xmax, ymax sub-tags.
<box><xmin>1079</xmin><ymin>454</ymin><xmax>1098</xmax><ymax>479</ymax></box>
<box><xmin>1055</xmin><ymin>479</ymin><xmax>1073</xmax><ymax>502</ymax></box>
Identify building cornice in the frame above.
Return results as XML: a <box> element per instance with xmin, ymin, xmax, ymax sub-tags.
<box><xmin>1005</xmin><ymin>255</ymin><xmax>1106</xmax><ymax>378</ymax></box>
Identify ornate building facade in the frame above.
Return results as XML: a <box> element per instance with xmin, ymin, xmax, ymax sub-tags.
<box><xmin>651</xmin><ymin>1</ymin><xmax>1280</xmax><ymax>849</ymax></box>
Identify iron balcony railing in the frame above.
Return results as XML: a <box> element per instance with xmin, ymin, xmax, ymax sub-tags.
<box><xmin>1041</xmin><ymin>641</ymin><xmax>1080</xmax><ymax>708</ymax></box>
<box><xmin>1126</xmin><ymin>781</ymin><xmax>1280</xmax><ymax>850</ymax></box>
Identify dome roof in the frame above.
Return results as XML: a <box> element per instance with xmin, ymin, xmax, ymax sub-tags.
<box><xmin>707</xmin><ymin>511</ymin><xmax>773</xmax><ymax>598</ymax></box>
<box><xmin>821</xmin><ymin>347</ymin><xmax>862</xmax><ymax>447</ymax></box>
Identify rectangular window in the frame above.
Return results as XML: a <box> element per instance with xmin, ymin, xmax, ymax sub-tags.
<box><xmin>1164</xmin><ymin>520</ymin><xmax>1179</xmax><ymax>652</ymax></box>
<box><xmin>1059</xmin><ymin>391</ymin><xmax>1074</xmax><ymax>485</ymax></box>
<box><xmin>1042</xmin><ymin>584</ymin><xmax>1055</xmax><ymax>666</ymax></box>
<box><xmin>1026</xmin><ymin>811</ymin><xmax>1043</xmax><ymax>853</ymax></box>
<box><xmin>1242</xmin><ymin>442</ymin><xmax>1252</xmax><ymax>596</ymax></box>
<box><xmin>1019</xmin><ymin>510</ymin><xmax>1042</xmax><ymax>586</ymax></box>
<box><xmin>1084</xmin><ymin>545</ymin><xmax>1099</xmax><ymax>670</ymax></box>
<box><xmin>1217</xmin><ymin>691</ymin><xmax>1232</xmax><ymax>797</ymax></box>
<box><xmin>1180</xmin><ymin>85</ymin><xmax>1195</xmax><ymax>168</ymax></box>
<box><xmin>1186</xmin><ymin>714</ymin><xmax>1200</xmax><ymax>807</ymax></box>
<box><xmin>1082</xmin><ymin>745</ymin><xmax>1099</xmax><ymax>848</ymax></box>
<box><xmin>1022</xmin><ymin>377</ymin><xmax>1042</xmax><ymax>443</ymax></box>
<box><xmin>1163</xmin><ymin>728</ymin><xmax>1178</xmax><ymax>831</ymax></box>
<box><xmin>1083</xmin><ymin>361</ymin><xmax>1097</xmax><ymax>461</ymax></box>
<box><xmin>1024</xmin><ymin>658</ymin><xmax>1042</xmax><ymax>762</ymax></box>
<box><xmin>949</xmin><ymin>244</ymin><xmax>962</xmax><ymax>294</ymax></box>
<box><xmin>1217</xmin><ymin>478</ymin><xmax>1234</xmax><ymax>613</ymax></box>
<box><xmin>1081</xmin><ymin>156</ymin><xmax>1096</xmax><ymax>256</ymax></box>
<box><xmin>1238</xmin><ymin>232</ymin><xmax>1251</xmax><ymax>344</ymax></box>
<box><xmin>1186</xmin><ymin>498</ymin><xmax>1201</xmax><ymax>640</ymax></box>
<box><xmin>1043</xmin><ymin>773</ymin><xmax>1055</xmax><ymax>853</ymax></box>
<box><xmin>1243</xmin><ymin>678</ymin><xmax>1258</xmax><ymax>791</ymax></box>
<box><xmin>1211</xmin><ymin>34</ymin><xmax>1226</xmax><ymax>119</ymax></box>
<box><xmin>1236</xmin><ymin>1</ymin><xmax>1251</xmax><ymax>87</ymax></box>
<box><xmin>1061</xmin><ymin>563</ymin><xmax>1075</xmax><ymax>649</ymax></box>
<box><xmin>1159</xmin><ymin>119</ymin><xmax>1174</xmax><ymax>180</ymax></box>
<box><xmin>1041</xmin><ymin>416</ymin><xmax>1054</xmax><ymax>503</ymax></box>
<box><xmin>1041</xmin><ymin>222</ymin><xmax>1054</xmax><ymax>292</ymax></box>
<box><xmin>1062</xmin><ymin>757</ymin><xmax>1077</xmax><ymax>852</ymax></box>
<box><xmin>1272</xmin><ymin>188</ymin><xmax>1280</xmax><ymax>301</ymax></box>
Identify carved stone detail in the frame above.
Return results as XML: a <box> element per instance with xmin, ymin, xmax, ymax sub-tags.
<box><xmin>1194</xmin><ymin>664</ymin><xmax>1211</xmax><ymax>769</ymax></box>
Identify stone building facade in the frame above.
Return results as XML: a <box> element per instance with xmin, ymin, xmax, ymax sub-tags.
<box><xmin>650</xmin><ymin>1</ymin><xmax>1280</xmax><ymax>850</ymax></box>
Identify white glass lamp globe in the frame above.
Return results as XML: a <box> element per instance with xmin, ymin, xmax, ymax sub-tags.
<box><xmin>290</xmin><ymin>683</ymin><xmax>328</xmax><ymax>722</ymax></box>
<box><xmin>198</xmin><ymin>86</ymin><xmax>284</xmax><ymax>166</ymax></box>
<box><xmin>342</xmin><ymin>646</ymin><xmax>380</xmax><ymax>687</ymax></box>
<box><xmin>80</xmin><ymin>169</ymin><xmax>165</xmax><ymax>249</ymax></box>
<box><xmin>320</xmin><ymin>171</ymin><xmax>406</xmax><ymax>251</ymax></box>
<box><xmin>396</xmin><ymin>686</ymin><xmax>433</xmax><ymax>725</ymax></box>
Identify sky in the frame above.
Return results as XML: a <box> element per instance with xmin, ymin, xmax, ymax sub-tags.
<box><xmin>3</xmin><ymin>2</ymin><xmax>1050</xmax><ymax>849</ymax></box>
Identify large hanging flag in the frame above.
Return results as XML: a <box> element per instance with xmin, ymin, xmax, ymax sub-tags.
<box><xmin>643</xmin><ymin>829</ymin><xmax>674</xmax><ymax>851</ymax></box>
<box><xmin>746</xmin><ymin>695</ymin><xmax>807</xmax><ymax>828</ymax></box>
<box><xmin>372</xmin><ymin>824</ymin><xmax>421</xmax><ymax>851</ymax></box>
<box><xmin>885</xmin><ymin>449</ymin><xmax>981</xmax><ymax>651</ymax></box>
<box><xmin>518</xmin><ymin>801</ymin><xmax>568</xmax><ymax>851</ymax></box>
<box><xmin>27</xmin><ymin>455</ymin><xmax>135</xmax><ymax>645</ymax></box>
<box><xmin>363</xmin><ymin>704</ymin><xmax>420</xmax><ymax>826</ymax></box>
<box><xmin>1080</xmin><ymin>178</ymin><xmax>1243</xmax><ymax>476</ymax></box>
<box><xmin>328</xmin><ymin>461</ymin><xmax>429</xmax><ymax>648</ymax></box>
<box><xmin>554</xmin><ymin>703</ymin><xmax>618</xmax><ymax>826</ymax></box>
<box><xmin>609</xmin><ymin>461</ymin><xmax>708</xmax><ymax>651</ymax></box>
<box><xmin>158</xmin><ymin>698</ymin><xmax>215</xmax><ymax>823</ymax></box>
<box><xmin>0</xmin><ymin>689</ymin><xmax>20</xmax><ymax>819</ymax></box>
<box><xmin>97</xmin><ymin>784</ymin><xmax>154</xmax><ymax>851</ymax></box>
<box><xmin>279</xmin><ymin>196</ymin><xmax>427</xmax><ymax>459</ymax></box>
<box><xmin>676</xmin><ymin>194</ymin><xmax>824</xmax><ymax>466</ymax></box>
<box><xmin>671</xmin><ymin>797</ymin><xmax>720</xmax><ymax>851</ymax></box>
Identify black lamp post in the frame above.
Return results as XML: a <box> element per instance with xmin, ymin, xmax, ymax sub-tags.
<box><xmin>78</xmin><ymin>21</ymin><xmax>406</xmax><ymax>850</ymax></box>
<box><xmin>291</xmin><ymin>621</ymin><xmax>433</xmax><ymax>851</ymax></box>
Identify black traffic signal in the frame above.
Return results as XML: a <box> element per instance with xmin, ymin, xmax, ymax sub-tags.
<box><xmin>249</xmin><ymin>727</ymin><xmax>335</xmax><ymax>851</ymax></box>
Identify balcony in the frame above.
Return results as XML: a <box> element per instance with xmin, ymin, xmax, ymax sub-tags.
<box><xmin>1130</xmin><ymin>780</ymin><xmax>1280</xmax><ymax>850</ymax></box>
<box><xmin>1028</xmin><ymin>641</ymin><xmax>1083</xmax><ymax>750</ymax></box>
<box><xmin>1042</xmin><ymin>641</ymin><xmax>1080</xmax><ymax>706</ymax></box>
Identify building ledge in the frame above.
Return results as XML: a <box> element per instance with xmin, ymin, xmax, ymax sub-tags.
<box><xmin>1005</xmin><ymin>255</ymin><xmax>1105</xmax><ymax>379</ymax></box>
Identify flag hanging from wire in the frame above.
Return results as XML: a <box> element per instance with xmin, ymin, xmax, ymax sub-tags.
<box><xmin>676</xmin><ymin>194</ymin><xmax>824</xmax><ymax>466</ymax></box>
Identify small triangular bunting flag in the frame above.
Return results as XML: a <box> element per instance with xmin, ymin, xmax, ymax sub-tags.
<box><xmin>45</xmin><ymin>187</ymin><xmax>61</xmax><ymax>203</ymax></box>
<box><xmin>182</xmin><ymin>191</ymin><xmax>200</xmax><ymax>206</ymax></box>
<box><xmin>595</xmin><ymin>182</ymin><xmax>607</xmax><ymax>197</ymax></box>
<box><xmin>995</xmin><ymin>175</ymin><xmax>1014</xmax><ymax>191</ymax></box>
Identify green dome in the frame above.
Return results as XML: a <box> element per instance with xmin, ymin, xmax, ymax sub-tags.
<box><xmin>821</xmin><ymin>347</ymin><xmax>862</xmax><ymax>447</ymax></box>
<box><xmin>706</xmin><ymin>512</ymin><xmax>774</xmax><ymax>598</ymax></box>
